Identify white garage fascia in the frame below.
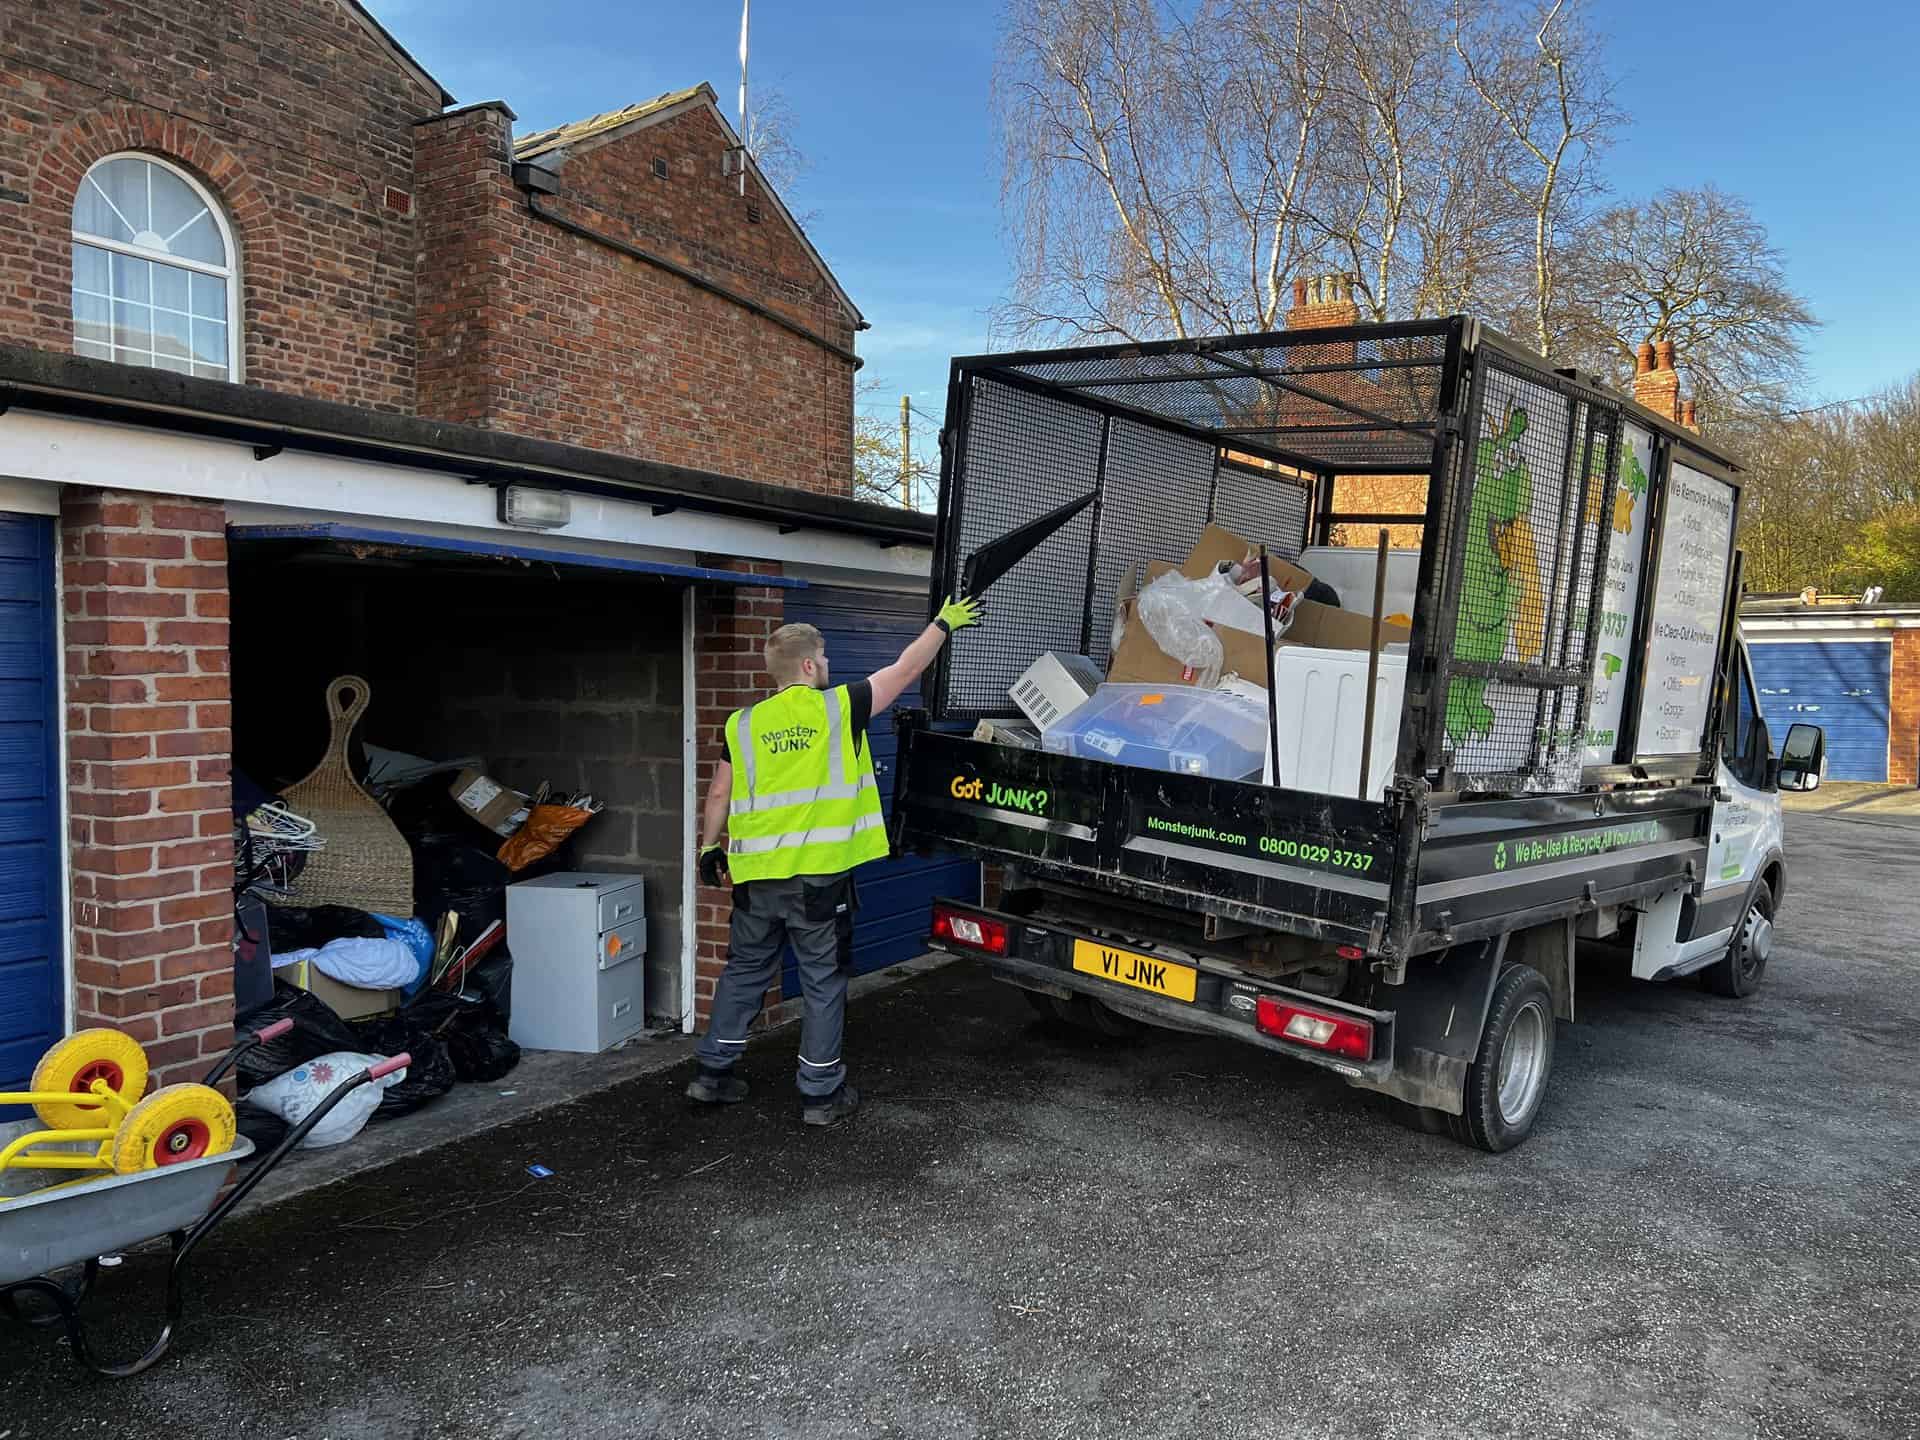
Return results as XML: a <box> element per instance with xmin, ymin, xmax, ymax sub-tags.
<box><xmin>0</xmin><ymin>409</ymin><xmax>931</xmax><ymax>584</ymax></box>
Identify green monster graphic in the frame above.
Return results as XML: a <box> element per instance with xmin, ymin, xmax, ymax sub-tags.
<box><xmin>1613</xmin><ymin>446</ymin><xmax>1648</xmax><ymax>533</ymax></box>
<box><xmin>1446</xmin><ymin>403</ymin><xmax>1545</xmax><ymax>744</ymax></box>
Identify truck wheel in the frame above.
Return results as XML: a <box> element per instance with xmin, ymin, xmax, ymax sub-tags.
<box><xmin>1448</xmin><ymin>963</ymin><xmax>1555</xmax><ymax>1153</ymax></box>
<box><xmin>1032</xmin><ymin>991</ymin><xmax>1144</xmax><ymax>1039</ymax></box>
<box><xmin>1702</xmin><ymin>879</ymin><xmax>1774</xmax><ymax>999</ymax></box>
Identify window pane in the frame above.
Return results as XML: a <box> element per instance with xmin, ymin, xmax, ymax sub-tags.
<box><xmin>189</xmin><ymin>270</ymin><xmax>227</xmax><ymax>321</ymax></box>
<box><xmin>149</xmin><ymin>168</ymin><xmax>223</xmax><ymax>265</ymax></box>
<box><xmin>72</xmin><ymin>243</ymin><xmax>109</xmax><ymax>295</ymax></box>
<box><xmin>112</xmin><ymin>299</ymin><xmax>153</xmax><ymax>353</ymax></box>
<box><xmin>98</xmin><ymin>158</ymin><xmax>150</xmax><ymax>236</ymax></box>
<box><xmin>152</xmin><ymin>263</ymin><xmax>190</xmax><ymax>314</ymax></box>
<box><xmin>192</xmin><ymin>361</ymin><xmax>228</xmax><ymax>381</ymax></box>
<box><xmin>72</xmin><ymin>291</ymin><xmax>110</xmax><ymax>349</ymax></box>
<box><xmin>154</xmin><ymin>306</ymin><xmax>192</xmax><ymax>366</ymax></box>
<box><xmin>74</xmin><ymin>162</ymin><xmax>140</xmax><ymax>242</ymax></box>
<box><xmin>191</xmin><ymin>317</ymin><xmax>227</xmax><ymax>367</ymax></box>
<box><xmin>155</xmin><ymin>353</ymin><xmax>193</xmax><ymax>375</ymax></box>
<box><xmin>110</xmin><ymin>251</ymin><xmax>150</xmax><ymax>304</ymax></box>
<box><xmin>75</xmin><ymin>339</ymin><xmax>113</xmax><ymax>361</ymax></box>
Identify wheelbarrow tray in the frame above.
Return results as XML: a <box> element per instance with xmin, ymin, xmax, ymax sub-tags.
<box><xmin>0</xmin><ymin>1138</ymin><xmax>255</xmax><ymax>1288</ymax></box>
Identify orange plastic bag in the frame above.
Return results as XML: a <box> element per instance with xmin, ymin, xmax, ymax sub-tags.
<box><xmin>497</xmin><ymin>803</ymin><xmax>595</xmax><ymax>871</ymax></box>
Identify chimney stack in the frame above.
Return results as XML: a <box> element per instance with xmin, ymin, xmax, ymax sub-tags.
<box><xmin>1285</xmin><ymin>272</ymin><xmax>1360</xmax><ymax>332</ymax></box>
<box><xmin>1633</xmin><ymin>335</ymin><xmax>1682</xmax><ymax>423</ymax></box>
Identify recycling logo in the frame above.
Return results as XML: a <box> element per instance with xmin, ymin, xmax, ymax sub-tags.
<box><xmin>1493</xmin><ymin>841</ymin><xmax>1508</xmax><ymax>872</ymax></box>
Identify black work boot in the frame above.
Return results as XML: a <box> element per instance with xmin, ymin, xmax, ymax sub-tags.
<box><xmin>686</xmin><ymin>1068</ymin><xmax>749</xmax><ymax>1105</ymax></box>
<box><xmin>801</xmin><ymin>1084</ymin><xmax>860</xmax><ymax>1128</ymax></box>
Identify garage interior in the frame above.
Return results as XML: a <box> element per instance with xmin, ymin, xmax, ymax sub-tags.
<box><xmin>228</xmin><ymin>530</ymin><xmax>691</xmax><ymax>1026</ymax></box>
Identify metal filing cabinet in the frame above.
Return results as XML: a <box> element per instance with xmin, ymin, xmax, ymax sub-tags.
<box><xmin>505</xmin><ymin>872</ymin><xmax>648</xmax><ymax>1053</ymax></box>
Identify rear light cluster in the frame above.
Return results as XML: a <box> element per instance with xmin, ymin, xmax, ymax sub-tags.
<box><xmin>1254</xmin><ymin>995</ymin><xmax>1373</xmax><ymax>1060</ymax></box>
<box><xmin>931</xmin><ymin>904</ymin><xmax>1008</xmax><ymax>955</ymax></box>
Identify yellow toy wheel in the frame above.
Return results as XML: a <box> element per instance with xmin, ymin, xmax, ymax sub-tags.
<box><xmin>30</xmin><ymin>1028</ymin><xmax>149</xmax><ymax>1129</ymax></box>
<box><xmin>111</xmin><ymin>1084</ymin><xmax>236</xmax><ymax>1173</ymax></box>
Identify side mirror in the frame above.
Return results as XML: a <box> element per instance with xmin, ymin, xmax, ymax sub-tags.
<box><xmin>1779</xmin><ymin>722</ymin><xmax>1825</xmax><ymax>792</ymax></box>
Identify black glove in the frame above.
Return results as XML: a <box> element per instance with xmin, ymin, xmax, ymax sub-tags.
<box><xmin>698</xmin><ymin>845</ymin><xmax>730</xmax><ymax>887</ymax></box>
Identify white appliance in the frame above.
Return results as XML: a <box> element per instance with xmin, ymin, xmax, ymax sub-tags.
<box><xmin>1301</xmin><ymin>545</ymin><xmax>1421</xmax><ymax>624</ymax></box>
<box><xmin>505</xmin><ymin>872</ymin><xmax>648</xmax><ymax>1053</ymax></box>
<box><xmin>1009</xmin><ymin>652</ymin><xmax>1103</xmax><ymax>732</ymax></box>
<box><xmin>1263</xmin><ymin>645</ymin><xmax>1408</xmax><ymax>801</ymax></box>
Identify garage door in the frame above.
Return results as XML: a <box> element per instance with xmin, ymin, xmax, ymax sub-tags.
<box><xmin>1748</xmin><ymin>638</ymin><xmax>1892</xmax><ymax>782</ymax></box>
<box><xmin>0</xmin><ymin>515</ymin><xmax>64</xmax><ymax>1095</ymax></box>
<box><xmin>780</xmin><ymin>585</ymin><xmax>980</xmax><ymax>983</ymax></box>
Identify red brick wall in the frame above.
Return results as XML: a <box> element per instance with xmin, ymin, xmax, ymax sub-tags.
<box><xmin>691</xmin><ymin>565</ymin><xmax>785</xmax><ymax>1024</ymax></box>
<box><xmin>414</xmin><ymin>101</ymin><xmax>858</xmax><ymax>496</ymax></box>
<box><xmin>1892</xmin><ymin>629</ymin><xmax>1920</xmax><ymax>786</ymax></box>
<box><xmin>62</xmin><ymin>491</ymin><xmax>235</xmax><ymax>1089</ymax></box>
<box><xmin>0</xmin><ymin>0</ymin><xmax>438</xmax><ymax>409</ymax></box>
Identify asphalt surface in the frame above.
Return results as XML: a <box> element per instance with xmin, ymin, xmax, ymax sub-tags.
<box><xmin>5</xmin><ymin>811</ymin><xmax>1917</xmax><ymax>1439</ymax></box>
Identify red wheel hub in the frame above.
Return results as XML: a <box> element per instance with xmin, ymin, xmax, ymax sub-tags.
<box><xmin>155</xmin><ymin>1118</ymin><xmax>211</xmax><ymax>1165</ymax></box>
<box><xmin>72</xmin><ymin>1059</ymin><xmax>125</xmax><ymax>1095</ymax></box>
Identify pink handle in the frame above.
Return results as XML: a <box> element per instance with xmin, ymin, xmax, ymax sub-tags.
<box><xmin>253</xmin><ymin>1019</ymin><xmax>294</xmax><ymax>1043</ymax></box>
<box><xmin>367</xmin><ymin>1053</ymin><xmax>411</xmax><ymax>1081</ymax></box>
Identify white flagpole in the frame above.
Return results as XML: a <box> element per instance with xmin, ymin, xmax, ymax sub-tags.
<box><xmin>737</xmin><ymin>0</ymin><xmax>751</xmax><ymax>196</ymax></box>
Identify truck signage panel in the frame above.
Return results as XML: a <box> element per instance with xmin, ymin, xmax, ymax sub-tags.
<box><xmin>1581</xmin><ymin>421</ymin><xmax>1654</xmax><ymax>765</ymax></box>
<box><xmin>1636</xmin><ymin>463</ymin><xmax>1737</xmax><ymax>756</ymax></box>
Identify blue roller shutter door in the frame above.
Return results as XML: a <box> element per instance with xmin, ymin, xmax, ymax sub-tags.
<box><xmin>0</xmin><ymin>515</ymin><xmax>64</xmax><ymax>1097</ymax></box>
<box><xmin>1748</xmin><ymin>638</ymin><xmax>1891</xmax><ymax>782</ymax></box>
<box><xmin>779</xmin><ymin>586</ymin><xmax>980</xmax><ymax>986</ymax></box>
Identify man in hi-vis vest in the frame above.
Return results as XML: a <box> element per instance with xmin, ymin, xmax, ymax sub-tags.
<box><xmin>690</xmin><ymin>596</ymin><xmax>982</xmax><ymax>1126</ymax></box>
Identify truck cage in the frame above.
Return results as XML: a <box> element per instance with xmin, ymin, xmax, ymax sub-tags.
<box><xmin>897</xmin><ymin>317</ymin><xmax>1747</xmax><ymax>969</ymax></box>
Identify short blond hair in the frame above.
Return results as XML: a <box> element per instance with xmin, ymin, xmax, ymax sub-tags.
<box><xmin>765</xmin><ymin>623</ymin><xmax>825</xmax><ymax>684</ymax></box>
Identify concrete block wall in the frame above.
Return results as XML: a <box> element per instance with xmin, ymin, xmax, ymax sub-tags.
<box><xmin>61</xmin><ymin>490</ymin><xmax>235</xmax><ymax>1089</ymax></box>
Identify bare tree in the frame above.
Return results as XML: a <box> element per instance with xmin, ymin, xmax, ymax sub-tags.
<box><xmin>1557</xmin><ymin>186</ymin><xmax>1816</xmax><ymax>411</ymax></box>
<box><xmin>852</xmin><ymin>378</ymin><xmax>938</xmax><ymax>509</ymax></box>
<box><xmin>745</xmin><ymin>83</ymin><xmax>810</xmax><ymax>203</ymax></box>
<box><xmin>1451</xmin><ymin>0</ymin><xmax>1617</xmax><ymax>354</ymax></box>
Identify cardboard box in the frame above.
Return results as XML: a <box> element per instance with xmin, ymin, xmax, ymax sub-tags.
<box><xmin>1108</xmin><ymin>559</ymin><xmax>1408</xmax><ymax>687</ymax></box>
<box><xmin>450</xmin><ymin>767</ymin><xmax>531</xmax><ymax>838</ymax></box>
<box><xmin>287</xmin><ymin>963</ymin><xmax>399</xmax><ymax>1021</ymax></box>
<box><xmin>1181</xmin><ymin>522</ymin><xmax>1318</xmax><ymax>594</ymax></box>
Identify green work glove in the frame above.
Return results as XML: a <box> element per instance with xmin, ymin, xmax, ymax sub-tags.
<box><xmin>934</xmin><ymin>595</ymin><xmax>982</xmax><ymax>635</ymax></box>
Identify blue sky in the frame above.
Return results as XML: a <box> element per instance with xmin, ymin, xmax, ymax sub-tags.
<box><xmin>375</xmin><ymin>0</ymin><xmax>1919</xmax><ymax>441</ymax></box>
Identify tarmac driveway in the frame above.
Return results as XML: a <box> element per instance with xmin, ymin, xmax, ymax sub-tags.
<box><xmin>5</xmin><ymin>810</ymin><xmax>1917</xmax><ymax>1438</ymax></box>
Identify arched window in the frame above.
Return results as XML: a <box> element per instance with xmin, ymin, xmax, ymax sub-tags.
<box><xmin>71</xmin><ymin>154</ymin><xmax>239</xmax><ymax>381</ymax></box>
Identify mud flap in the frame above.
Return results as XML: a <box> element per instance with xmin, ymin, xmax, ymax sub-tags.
<box><xmin>1350</xmin><ymin>936</ymin><xmax>1506</xmax><ymax>1114</ymax></box>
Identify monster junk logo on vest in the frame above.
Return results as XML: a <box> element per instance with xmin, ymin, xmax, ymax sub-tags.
<box><xmin>761</xmin><ymin>723</ymin><xmax>820</xmax><ymax>756</ymax></box>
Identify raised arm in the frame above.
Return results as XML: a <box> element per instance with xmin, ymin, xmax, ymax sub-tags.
<box><xmin>866</xmin><ymin>595</ymin><xmax>982</xmax><ymax>714</ymax></box>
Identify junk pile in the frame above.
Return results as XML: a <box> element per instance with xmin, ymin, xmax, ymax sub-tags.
<box><xmin>989</xmin><ymin>524</ymin><xmax>1412</xmax><ymax>801</ymax></box>
<box><xmin>227</xmin><ymin>673</ymin><xmax>610</xmax><ymax>1154</ymax></box>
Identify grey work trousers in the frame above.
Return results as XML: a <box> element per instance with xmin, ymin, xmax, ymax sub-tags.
<box><xmin>693</xmin><ymin>873</ymin><xmax>855</xmax><ymax>1099</ymax></box>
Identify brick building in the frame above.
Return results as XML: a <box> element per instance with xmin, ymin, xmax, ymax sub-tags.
<box><xmin>0</xmin><ymin>0</ymin><xmax>949</xmax><ymax>1094</ymax></box>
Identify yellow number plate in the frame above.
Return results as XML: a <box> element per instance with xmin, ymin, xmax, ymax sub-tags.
<box><xmin>1071</xmin><ymin>939</ymin><xmax>1197</xmax><ymax>1003</ymax></box>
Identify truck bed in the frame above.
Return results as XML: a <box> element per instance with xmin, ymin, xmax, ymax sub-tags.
<box><xmin>894</xmin><ymin>721</ymin><xmax>1715</xmax><ymax>963</ymax></box>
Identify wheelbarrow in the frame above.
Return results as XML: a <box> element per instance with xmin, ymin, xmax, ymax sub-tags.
<box><xmin>1</xmin><ymin>1022</ymin><xmax>410</xmax><ymax>1377</ymax></box>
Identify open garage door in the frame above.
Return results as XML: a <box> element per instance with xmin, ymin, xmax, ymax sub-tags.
<box><xmin>1749</xmin><ymin>638</ymin><xmax>1892</xmax><ymax>782</ymax></box>
<box><xmin>781</xmin><ymin>585</ymin><xmax>979</xmax><ymax>983</ymax></box>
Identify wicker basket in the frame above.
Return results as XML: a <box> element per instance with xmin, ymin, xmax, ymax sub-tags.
<box><xmin>271</xmin><ymin>675</ymin><xmax>414</xmax><ymax>917</ymax></box>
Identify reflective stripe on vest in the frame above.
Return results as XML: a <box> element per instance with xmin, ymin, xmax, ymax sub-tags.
<box><xmin>724</xmin><ymin>683</ymin><xmax>889</xmax><ymax>882</ymax></box>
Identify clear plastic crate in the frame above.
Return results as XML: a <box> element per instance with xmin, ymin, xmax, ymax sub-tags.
<box><xmin>1043</xmin><ymin>683</ymin><xmax>1268</xmax><ymax>780</ymax></box>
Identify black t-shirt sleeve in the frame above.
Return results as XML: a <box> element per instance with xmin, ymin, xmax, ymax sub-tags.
<box><xmin>845</xmin><ymin>679</ymin><xmax>874</xmax><ymax>752</ymax></box>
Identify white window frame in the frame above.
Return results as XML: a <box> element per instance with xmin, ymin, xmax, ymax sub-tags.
<box><xmin>70</xmin><ymin>152</ymin><xmax>242</xmax><ymax>381</ymax></box>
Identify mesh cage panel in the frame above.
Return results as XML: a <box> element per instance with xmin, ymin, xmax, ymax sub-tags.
<box><xmin>1439</xmin><ymin>352</ymin><xmax>1615</xmax><ymax>790</ymax></box>
<box><xmin>1001</xmin><ymin>324</ymin><xmax>1450</xmax><ymax>471</ymax></box>
<box><xmin>1211</xmin><ymin>462</ymin><xmax>1312</xmax><ymax>562</ymax></box>
<box><xmin>942</xmin><ymin>377</ymin><xmax>1101</xmax><ymax>717</ymax></box>
<box><xmin>1089</xmin><ymin>420</ymin><xmax>1216</xmax><ymax>668</ymax></box>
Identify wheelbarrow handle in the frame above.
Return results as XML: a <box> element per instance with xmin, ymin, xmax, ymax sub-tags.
<box><xmin>367</xmin><ymin>1052</ymin><xmax>411</xmax><ymax>1081</ymax></box>
<box><xmin>254</xmin><ymin>1018</ymin><xmax>295</xmax><ymax>1043</ymax></box>
<box><xmin>197</xmin><ymin>1016</ymin><xmax>296</xmax><ymax>1089</ymax></box>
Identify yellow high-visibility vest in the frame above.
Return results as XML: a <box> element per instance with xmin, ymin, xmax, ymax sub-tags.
<box><xmin>724</xmin><ymin>684</ymin><xmax>888</xmax><ymax>882</ymax></box>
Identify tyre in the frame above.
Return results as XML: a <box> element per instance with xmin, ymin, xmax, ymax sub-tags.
<box><xmin>1702</xmin><ymin>879</ymin><xmax>1774</xmax><ymax>999</ymax></box>
<box><xmin>30</xmin><ymin>1027</ymin><xmax>149</xmax><ymax>1130</ymax></box>
<box><xmin>1042</xmin><ymin>991</ymin><xmax>1146</xmax><ymax>1040</ymax></box>
<box><xmin>1448</xmin><ymin>963</ymin><xmax>1555</xmax><ymax>1153</ymax></box>
<box><xmin>111</xmin><ymin>1084</ymin><xmax>236</xmax><ymax>1173</ymax></box>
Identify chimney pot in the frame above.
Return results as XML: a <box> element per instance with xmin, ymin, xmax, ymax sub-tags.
<box><xmin>1293</xmin><ymin>277</ymin><xmax>1307</xmax><ymax>308</ymax></box>
<box><xmin>1655</xmin><ymin>338</ymin><xmax>1676</xmax><ymax>372</ymax></box>
<box><xmin>1682</xmin><ymin>399</ymin><xmax>1698</xmax><ymax>428</ymax></box>
<box><xmin>1635</xmin><ymin>341</ymin><xmax>1655</xmax><ymax>375</ymax></box>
